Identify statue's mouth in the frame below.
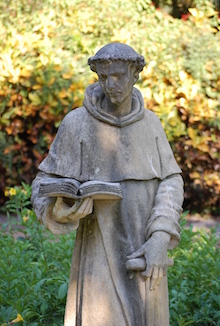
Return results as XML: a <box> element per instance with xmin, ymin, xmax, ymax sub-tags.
<box><xmin>107</xmin><ymin>91</ymin><xmax>121</xmax><ymax>96</ymax></box>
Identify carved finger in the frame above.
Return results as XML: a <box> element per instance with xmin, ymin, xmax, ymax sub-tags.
<box><xmin>68</xmin><ymin>199</ymin><xmax>82</xmax><ymax>214</ymax></box>
<box><xmin>53</xmin><ymin>197</ymin><xmax>66</xmax><ymax>221</ymax></box>
<box><xmin>56</xmin><ymin>196</ymin><xmax>63</xmax><ymax>204</ymax></box>
<box><xmin>68</xmin><ymin>198</ymin><xmax>93</xmax><ymax>221</ymax></box>
<box><xmin>150</xmin><ymin>266</ymin><xmax>159</xmax><ymax>291</ymax></box>
<box><xmin>84</xmin><ymin>197</ymin><xmax>93</xmax><ymax>215</ymax></box>
<box><xmin>127</xmin><ymin>247</ymin><xmax>145</xmax><ymax>260</ymax></box>
<box><xmin>156</xmin><ymin>267</ymin><xmax>164</xmax><ymax>288</ymax></box>
<box><xmin>163</xmin><ymin>264</ymin><xmax>168</xmax><ymax>276</ymax></box>
<box><xmin>141</xmin><ymin>265</ymin><xmax>153</xmax><ymax>282</ymax></box>
<box><xmin>53</xmin><ymin>196</ymin><xmax>63</xmax><ymax>211</ymax></box>
<box><xmin>76</xmin><ymin>197</ymin><xmax>92</xmax><ymax>215</ymax></box>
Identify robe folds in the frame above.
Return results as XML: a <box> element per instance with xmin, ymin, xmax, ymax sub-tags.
<box><xmin>31</xmin><ymin>83</ymin><xmax>184</xmax><ymax>326</ymax></box>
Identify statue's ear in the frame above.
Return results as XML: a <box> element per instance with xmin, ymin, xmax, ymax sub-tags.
<box><xmin>133</xmin><ymin>72</ymin><xmax>139</xmax><ymax>85</ymax></box>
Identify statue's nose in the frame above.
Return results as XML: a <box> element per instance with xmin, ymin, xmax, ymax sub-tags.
<box><xmin>107</xmin><ymin>77</ymin><xmax>115</xmax><ymax>90</ymax></box>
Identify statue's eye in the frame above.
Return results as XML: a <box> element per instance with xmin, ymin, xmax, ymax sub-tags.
<box><xmin>114</xmin><ymin>74</ymin><xmax>122</xmax><ymax>79</ymax></box>
<box><xmin>99</xmin><ymin>75</ymin><xmax>106</xmax><ymax>81</ymax></box>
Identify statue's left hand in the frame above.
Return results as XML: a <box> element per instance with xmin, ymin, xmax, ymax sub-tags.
<box><xmin>52</xmin><ymin>196</ymin><xmax>93</xmax><ymax>223</ymax></box>
<box><xmin>127</xmin><ymin>231</ymin><xmax>171</xmax><ymax>290</ymax></box>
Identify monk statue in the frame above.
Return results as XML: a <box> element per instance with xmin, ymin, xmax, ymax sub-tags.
<box><xmin>31</xmin><ymin>42</ymin><xmax>184</xmax><ymax>326</ymax></box>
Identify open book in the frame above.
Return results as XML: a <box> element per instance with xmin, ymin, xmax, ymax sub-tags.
<box><xmin>38</xmin><ymin>177</ymin><xmax>123</xmax><ymax>200</ymax></box>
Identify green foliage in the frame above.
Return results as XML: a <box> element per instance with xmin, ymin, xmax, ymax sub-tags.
<box><xmin>0</xmin><ymin>0</ymin><xmax>220</xmax><ymax>212</ymax></box>
<box><xmin>0</xmin><ymin>186</ymin><xmax>219</xmax><ymax>325</ymax></box>
<box><xmin>0</xmin><ymin>184</ymin><xmax>74</xmax><ymax>325</ymax></box>
<box><xmin>168</xmin><ymin>216</ymin><xmax>220</xmax><ymax>325</ymax></box>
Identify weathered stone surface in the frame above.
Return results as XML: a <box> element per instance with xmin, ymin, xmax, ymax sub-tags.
<box><xmin>31</xmin><ymin>42</ymin><xmax>184</xmax><ymax>325</ymax></box>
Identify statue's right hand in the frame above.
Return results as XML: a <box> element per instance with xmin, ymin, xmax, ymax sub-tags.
<box><xmin>53</xmin><ymin>197</ymin><xmax>93</xmax><ymax>223</ymax></box>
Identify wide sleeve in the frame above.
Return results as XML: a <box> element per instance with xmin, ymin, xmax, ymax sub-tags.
<box><xmin>31</xmin><ymin>171</ymin><xmax>79</xmax><ymax>235</ymax></box>
<box><xmin>145</xmin><ymin>174</ymin><xmax>184</xmax><ymax>249</ymax></box>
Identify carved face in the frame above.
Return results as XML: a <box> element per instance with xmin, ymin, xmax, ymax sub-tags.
<box><xmin>96</xmin><ymin>61</ymin><xmax>137</xmax><ymax>106</ymax></box>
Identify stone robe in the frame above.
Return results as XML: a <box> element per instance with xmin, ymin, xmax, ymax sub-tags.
<box><xmin>31</xmin><ymin>83</ymin><xmax>184</xmax><ymax>326</ymax></box>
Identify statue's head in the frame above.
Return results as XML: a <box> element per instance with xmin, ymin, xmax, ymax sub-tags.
<box><xmin>88</xmin><ymin>42</ymin><xmax>146</xmax><ymax>76</ymax></box>
<box><xmin>88</xmin><ymin>43</ymin><xmax>146</xmax><ymax>107</ymax></box>
<box><xmin>88</xmin><ymin>43</ymin><xmax>145</xmax><ymax>106</ymax></box>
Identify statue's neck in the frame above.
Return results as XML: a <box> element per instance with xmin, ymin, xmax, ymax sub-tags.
<box><xmin>101</xmin><ymin>95</ymin><xmax>132</xmax><ymax>117</ymax></box>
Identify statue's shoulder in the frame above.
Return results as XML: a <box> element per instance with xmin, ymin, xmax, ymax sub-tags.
<box><xmin>143</xmin><ymin>109</ymin><xmax>169</xmax><ymax>141</ymax></box>
<box><xmin>143</xmin><ymin>108</ymin><xmax>161</xmax><ymax>126</ymax></box>
<box><xmin>55</xmin><ymin>107</ymin><xmax>90</xmax><ymax>137</ymax></box>
<box><xmin>61</xmin><ymin>106</ymin><xmax>89</xmax><ymax>125</ymax></box>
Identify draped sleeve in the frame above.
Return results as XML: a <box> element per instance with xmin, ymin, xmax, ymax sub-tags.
<box><xmin>145</xmin><ymin>174</ymin><xmax>184</xmax><ymax>249</ymax></box>
<box><xmin>31</xmin><ymin>171</ymin><xmax>79</xmax><ymax>235</ymax></box>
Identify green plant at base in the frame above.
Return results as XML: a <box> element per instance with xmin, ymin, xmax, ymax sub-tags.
<box><xmin>0</xmin><ymin>184</ymin><xmax>75</xmax><ymax>325</ymax></box>
<box><xmin>0</xmin><ymin>185</ymin><xmax>219</xmax><ymax>325</ymax></box>
<box><xmin>168</xmin><ymin>216</ymin><xmax>220</xmax><ymax>326</ymax></box>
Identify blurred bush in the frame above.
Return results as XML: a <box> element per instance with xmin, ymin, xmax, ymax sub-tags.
<box><xmin>0</xmin><ymin>0</ymin><xmax>219</xmax><ymax>213</ymax></box>
<box><xmin>154</xmin><ymin>0</ymin><xmax>220</xmax><ymax>18</ymax></box>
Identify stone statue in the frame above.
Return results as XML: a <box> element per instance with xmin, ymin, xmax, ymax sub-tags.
<box><xmin>31</xmin><ymin>42</ymin><xmax>184</xmax><ymax>326</ymax></box>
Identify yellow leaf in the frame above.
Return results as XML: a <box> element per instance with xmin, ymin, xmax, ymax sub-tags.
<box><xmin>5</xmin><ymin>126</ymin><xmax>12</xmax><ymax>135</ymax></box>
<box><xmin>22</xmin><ymin>97</ymin><xmax>28</xmax><ymax>105</ymax></box>
<box><xmin>46</xmin><ymin>94</ymin><xmax>58</xmax><ymax>107</ymax></box>
<box><xmin>188</xmin><ymin>8</ymin><xmax>204</xmax><ymax>18</ymax></box>
<box><xmin>50</xmin><ymin>100</ymin><xmax>59</xmax><ymax>107</ymax></box>
<box><xmin>179</xmin><ymin>70</ymin><xmax>188</xmax><ymax>81</ymax></box>
<box><xmin>20</xmin><ymin>70</ymin><xmax>31</xmax><ymax>77</ymax></box>
<box><xmin>169</xmin><ymin>117</ymin><xmax>178</xmax><ymax>127</ymax></box>
<box><xmin>197</xmin><ymin>143</ymin><xmax>209</xmax><ymax>153</ymax></box>
<box><xmin>36</xmin><ymin>76</ymin><xmax>45</xmax><ymax>85</ymax></box>
<box><xmin>188</xmin><ymin>127</ymin><xmax>196</xmax><ymax>140</ymax></box>
<box><xmin>153</xmin><ymin>92</ymin><xmax>163</xmax><ymax>105</ymax></box>
<box><xmin>62</xmin><ymin>73</ymin><xmax>72</xmax><ymax>79</ymax></box>
<box><xmin>142</xmin><ymin>87</ymin><xmax>152</xmax><ymax>100</ymax></box>
<box><xmin>54</xmin><ymin>65</ymin><xmax>62</xmax><ymax>71</ymax></box>
<box><xmin>48</xmin><ymin>77</ymin><xmax>55</xmax><ymax>86</ymax></box>
<box><xmin>20</xmin><ymin>79</ymin><xmax>31</xmax><ymax>87</ymax></box>
<box><xmin>111</xmin><ymin>28</ymin><xmax>131</xmax><ymax>43</ymax></box>
<box><xmin>29</xmin><ymin>93</ymin><xmax>41</xmax><ymax>106</ymax></box>
<box><xmin>59</xmin><ymin>89</ymin><xmax>67</xmax><ymax>98</ymax></box>
<box><xmin>189</xmin><ymin>172</ymin><xmax>201</xmax><ymax>179</ymax></box>
<box><xmin>32</xmin><ymin>84</ymin><xmax>42</xmax><ymax>90</ymax></box>
<box><xmin>0</xmin><ymin>69</ymin><xmax>10</xmax><ymax>77</ymax></box>
<box><xmin>53</xmin><ymin>57</ymin><xmax>62</xmax><ymax>65</ymax></box>
<box><xmin>20</xmin><ymin>65</ymin><xmax>33</xmax><ymax>77</ymax></box>
<box><xmin>188</xmin><ymin>127</ymin><xmax>201</xmax><ymax>148</ymax></box>
<box><xmin>60</xmin><ymin>99</ymin><xmax>69</xmax><ymax>105</ymax></box>
<box><xmin>11</xmin><ymin>94</ymin><xmax>18</xmax><ymax>101</ymax></box>
<box><xmin>191</xmin><ymin>84</ymin><xmax>199</xmax><ymax>97</ymax></box>
<box><xmin>144</xmin><ymin>61</ymin><xmax>157</xmax><ymax>77</ymax></box>
<box><xmin>39</xmin><ymin>53</ymin><xmax>49</xmax><ymax>66</ymax></box>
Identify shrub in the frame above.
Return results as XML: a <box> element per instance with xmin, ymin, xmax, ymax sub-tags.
<box><xmin>0</xmin><ymin>185</ymin><xmax>219</xmax><ymax>325</ymax></box>
<box><xmin>0</xmin><ymin>184</ymin><xmax>74</xmax><ymax>325</ymax></box>
<box><xmin>0</xmin><ymin>0</ymin><xmax>93</xmax><ymax>203</ymax></box>
<box><xmin>0</xmin><ymin>0</ymin><xmax>219</xmax><ymax>213</ymax></box>
<box><xmin>137</xmin><ymin>9</ymin><xmax>220</xmax><ymax>213</ymax></box>
<box><xmin>168</xmin><ymin>216</ymin><xmax>220</xmax><ymax>325</ymax></box>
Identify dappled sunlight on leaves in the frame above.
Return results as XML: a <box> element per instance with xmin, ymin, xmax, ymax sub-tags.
<box><xmin>0</xmin><ymin>0</ymin><xmax>219</xmax><ymax>211</ymax></box>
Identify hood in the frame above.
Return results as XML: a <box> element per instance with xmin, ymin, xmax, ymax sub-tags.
<box><xmin>83</xmin><ymin>82</ymin><xmax>145</xmax><ymax>127</ymax></box>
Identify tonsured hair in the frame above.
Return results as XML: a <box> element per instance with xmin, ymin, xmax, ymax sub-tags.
<box><xmin>88</xmin><ymin>42</ymin><xmax>146</xmax><ymax>74</ymax></box>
